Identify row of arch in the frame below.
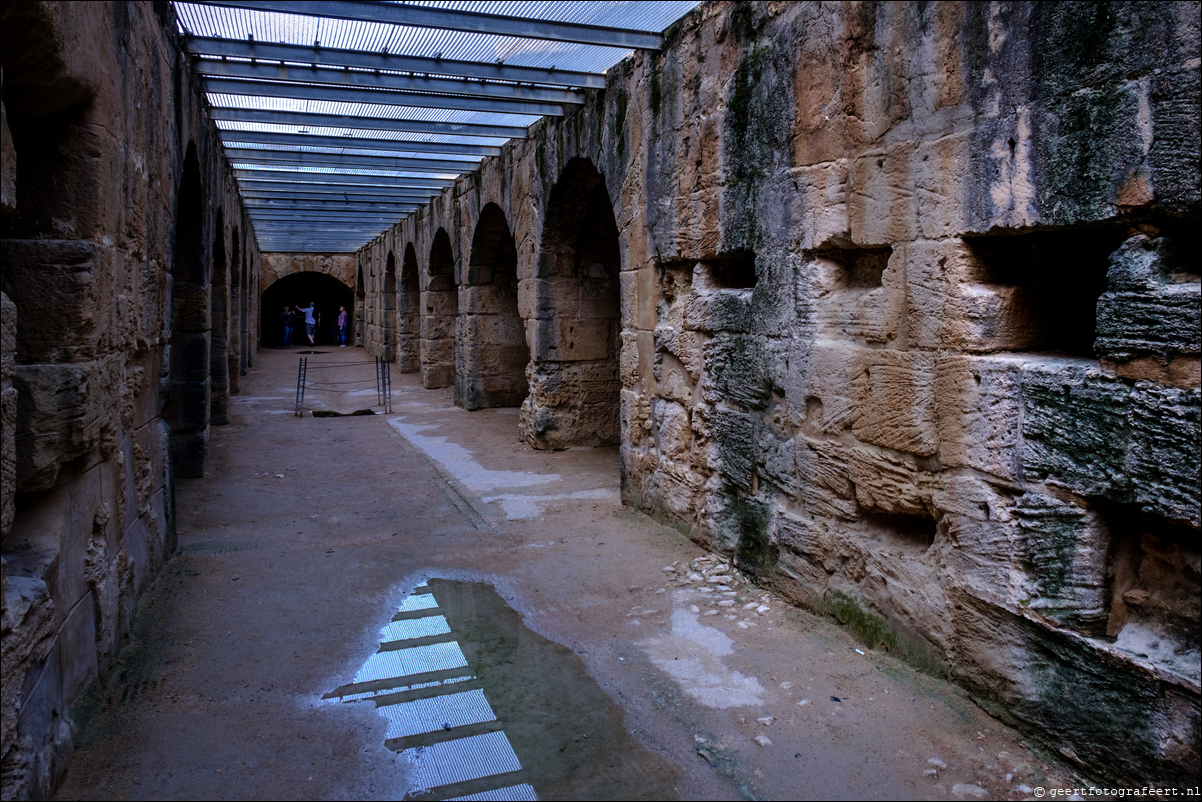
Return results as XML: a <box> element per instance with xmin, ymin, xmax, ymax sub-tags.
<box><xmin>361</xmin><ymin>158</ymin><xmax>621</xmax><ymax>450</ymax></box>
<box><xmin>167</xmin><ymin>141</ymin><xmax>258</xmax><ymax>477</ymax></box>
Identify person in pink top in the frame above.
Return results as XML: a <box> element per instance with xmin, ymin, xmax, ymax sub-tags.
<box><xmin>337</xmin><ymin>306</ymin><xmax>349</xmax><ymax>347</ymax></box>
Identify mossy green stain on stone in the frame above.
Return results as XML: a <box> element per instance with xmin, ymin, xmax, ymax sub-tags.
<box><xmin>825</xmin><ymin>590</ymin><xmax>897</xmax><ymax>653</ymax></box>
<box><xmin>650</xmin><ymin>72</ymin><xmax>662</xmax><ymax>118</ymax></box>
<box><xmin>732</xmin><ymin>491</ymin><xmax>775</xmax><ymax>580</ymax></box>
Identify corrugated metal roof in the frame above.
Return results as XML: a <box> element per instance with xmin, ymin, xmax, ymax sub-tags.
<box><xmin>175</xmin><ymin>0</ymin><xmax>700</xmax><ymax>251</ymax></box>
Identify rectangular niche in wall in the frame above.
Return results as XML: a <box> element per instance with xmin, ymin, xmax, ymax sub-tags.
<box><xmin>695</xmin><ymin>251</ymin><xmax>757</xmax><ymax>290</ymax></box>
<box><xmin>830</xmin><ymin>245</ymin><xmax>892</xmax><ymax>289</ymax></box>
<box><xmin>962</xmin><ymin>227</ymin><xmax>1127</xmax><ymax>357</ymax></box>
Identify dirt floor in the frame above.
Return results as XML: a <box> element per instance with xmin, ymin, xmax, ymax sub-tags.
<box><xmin>55</xmin><ymin>347</ymin><xmax>1081</xmax><ymax>801</ymax></box>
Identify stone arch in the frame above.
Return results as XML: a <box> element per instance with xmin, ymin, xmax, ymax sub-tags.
<box><xmin>521</xmin><ymin>158</ymin><xmax>622</xmax><ymax>449</ymax></box>
<box><xmin>209</xmin><ymin>208</ymin><xmax>229</xmax><ymax>425</ymax></box>
<box><xmin>239</xmin><ymin>228</ymin><xmax>251</xmax><ymax>372</ymax></box>
<box><xmin>421</xmin><ymin>228</ymin><xmax>458</xmax><ymax>389</ymax></box>
<box><xmin>457</xmin><ymin>203</ymin><xmax>529</xmax><ymax>410</ymax></box>
<box><xmin>381</xmin><ymin>250</ymin><xmax>397</xmax><ymax>360</ymax></box>
<box><xmin>397</xmin><ymin>243</ymin><xmax>421</xmax><ymax>372</ymax></box>
<box><xmin>167</xmin><ymin>141</ymin><xmax>209</xmax><ymax>477</ymax></box>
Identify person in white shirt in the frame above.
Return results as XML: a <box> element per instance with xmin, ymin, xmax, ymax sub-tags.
<box><xmin>302</xmin><ymin>302</ymin><xmax>318</xmax><ymax>345</ymax></box>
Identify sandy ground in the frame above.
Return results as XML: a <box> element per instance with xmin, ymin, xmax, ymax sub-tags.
<box><xmin>54</xmin><ymin>347</ymin><xmax>1079</xmax><ymax>801</ymax></box>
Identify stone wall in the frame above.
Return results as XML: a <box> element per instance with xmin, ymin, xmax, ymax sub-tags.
<box><xmin>0</xmin><ymin>2</ymin><xmax>260</xmax><ymax>797</ymax></box>
<box><xmin>357</xmin><ymin>0</ymin><xmax>1200</xmax><ymax>785</ymax></box>
<box><xmin>260</xmin><ymin>252</ymin><xmax>355</xmax><ymax>297</ymax></box>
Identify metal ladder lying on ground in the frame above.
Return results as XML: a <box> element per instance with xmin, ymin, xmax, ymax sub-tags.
<box><xmin>294</xmin><ymin>356</ymin><xmax>392</xmax><ymax>416</ymax></box>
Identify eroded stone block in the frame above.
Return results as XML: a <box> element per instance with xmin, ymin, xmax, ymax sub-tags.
<box><xmin>851</xmin><ymin>349</ymin><xmax>938</xmax><ymax>456</ymax></box>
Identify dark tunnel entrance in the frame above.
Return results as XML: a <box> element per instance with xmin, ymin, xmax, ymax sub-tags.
<box><xmin>260</xmin><ymin>272</ymin><xmax>355</xmax><ymax>348</ymax></box>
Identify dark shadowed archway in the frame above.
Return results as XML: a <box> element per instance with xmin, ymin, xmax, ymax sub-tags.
<box><xmin>458</xmin><ymin>203</ymin><xmax>529</xmax><ymax>410</ymax></box>
<box><xmin>398</xmin><ymin>243</ymin><xmax>421</xmax><ymax>372</ymax></box>
<box><xmin>209</xmin><ymin>210</ymin><xmax>229</xmax><ymax>425</ymax></box>
<box><xmin>521</xmin><ymin>158</ymin><xmax>622</xmax><ymax>449</ymax></box>
<box><xmin>421</xmin><ymin>228</ymin><xmax>458</xmax><ymax>389</ymax></box>
<box><xmin>260</xmin><ymin>272</ymin><xmax>354</xmax><ymax>348</ymax></box>
<box><xmin>381</xmin><ymin>251</ymin><xmax>397</xmax><ymax>359</ymax></box>
<box><xmin>166</xmin><ymin>141</ymin><xmax>209</xmax><ymax>477</ymax></box>
<box><xmin>229</xmin><ymin>226</ymin><xmax>241</xmax><ymax>393</ymax></box>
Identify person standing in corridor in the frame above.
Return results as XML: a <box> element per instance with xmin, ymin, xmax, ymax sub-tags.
<box><xmin>337</xmin><ymin>306</ymin><xmax>348</xmax><ymax>347</ymax></box>
<box><xmin>302</xmin><ymin>301</ymin><xmax>317</xmax><ymax>346</ymax></box>
<box><xmin>282</xmin><ymin>305</ymin><xmax>295</xmax><ymax>348</ymax></box>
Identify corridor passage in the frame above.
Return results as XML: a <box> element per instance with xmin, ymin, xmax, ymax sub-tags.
<box><xmin>56</xmin><ymin>349</ymin><xmax>1074</xmax><ymax>801</ymax></box>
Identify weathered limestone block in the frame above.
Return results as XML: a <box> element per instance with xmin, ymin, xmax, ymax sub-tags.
<box><xmin>935</xmin><ymin>354</ymin><xmax>1025</xmax><ymax>480</ymax></box>
<box><xmin>13</xmin><ymin>355</ymin><xmax>121</xmax><ymax>492</ymax></box>
<box><xmin>950</xmin><ymin>588</ymin><xmax>1197</xmax><ymax>789</ymax></box>
<box><xmin>684</xmin><ymin>289</ymin><xmax>751</xmax><ymax>333</ymax></box>
<box><xmin>619</xmin><ymin>331</ymin><xmax>640</xmax><ymax>387</ymax></box>
<box><xmin>846</xmin><ymin>445</ymin><xmax>932</xmax><ymax>516</ymax></box>
<box><xmin>813</xmin><ymin>247</ymin><xmax>905</xmax><ymax>345</ymax></box>
<box><xmin>907</xmin><ymin>238</ymin><xmax>1042</xmax><ymax>353</ymax></box>
<box><xmin>756</xmin><ymin>426</ymin><xmax>796</xmax><ymax>497</ymax></box>
<box><xmin>1095</xmin><ymin>235</ymin><xmax>1202</xmax><ymax>363</ymax></box>
<box><xmin>702</xmin><ymin>334</ymin><xmax>772</xmax><ymax>410</ymax></box>
<box><xmin>1020</xmin><ymin>362</ymin><xmax>1130</xmax><ymax>498</ymax></box>
<box><xmin>1126</xmin><ymin>383</ymin><xmax>1201</xmax><ymax>527</ymax></box>
<box><xmin>705</xmin><ymin>405</ymin><xmax>756</xmax><ymax>490</ymax></box>
<box><xmin>788</xmin><ymin>161</ymin><xmax>849</xmax><ymax>252</ymax></box>
<box><xmin>1012</xmin><ymin>493</ymin><xmax>1110</xmax><ymax>634</ymax></box>
<box><xmin>647</xmin><ymin>462</ymin><xmax>705</xmax><ymax>524</ymax></box>
<box><xmin>849</xmin><ymin>141</ymin><xmax>917</xmax><ymax>246</ymax></box>
<box><xmin>1</xmin><ymin>569</ymin><xmax>56</xmax><ymax>785</ymax></box>
<box><xmin>0</xmin><ymin>1</ymin><xmax>102</xmax><ymax>116</ymax></box>
<box><xmin>851</xmin><ymin>349</ymin><xmax>938</xmax><ymax>456</ymax></box>
<box><xmin>653</xmin><ymin>325</ymin><xmax>703</xmax><ymax>380</ymax></box>
<box><xmin>795</xmin><ymin>439</ymin><xmax>860</xmax><ymax>522</ymax></box>
<box><xmin>529</xmin><ymin>317</ymin><xmax>610</xmax><ymax>362</ymax></box>
<box><xmin>800</xmin><ymin>340</ymin><xmax>857</xmax><ymax>434</ymax></box>
<box><xmin>0</xmin><ymin>239</ymin><xmax>109</xmax><ymax>364</ymax></box>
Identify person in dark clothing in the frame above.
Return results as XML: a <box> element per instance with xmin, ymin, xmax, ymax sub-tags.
<box><xmin>282</xmin><ymin>306</ymin><xmax>295</xmax><ymax>347</ymax></box>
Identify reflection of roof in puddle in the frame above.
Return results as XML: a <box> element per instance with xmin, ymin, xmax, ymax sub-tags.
<box><xmin>335</xmin><ymin>584</ymin><xmax>537</xmax><ymax>800</ymax></box>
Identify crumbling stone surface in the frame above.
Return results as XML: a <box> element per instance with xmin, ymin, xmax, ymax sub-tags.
<box><xmin>0</xmin><ymin>2</ymin><xmax>261</xmax><ymax>797</ymax></box>
<box><xmin>356</xmin><ymin>0</ymin><xmax>1200</xmax><ymax>784</ymax></box>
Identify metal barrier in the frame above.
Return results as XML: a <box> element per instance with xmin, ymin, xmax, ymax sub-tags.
<box><xmin>294</xmin><ymin>356</ymin><xmax>392</xmax><ymax>416</ymax></box>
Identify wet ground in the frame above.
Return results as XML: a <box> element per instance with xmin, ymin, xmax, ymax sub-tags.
<box><xmin>55</xmin><ymin>347</ymin><xmax>1080</xmax><ymax>801</ymax></box>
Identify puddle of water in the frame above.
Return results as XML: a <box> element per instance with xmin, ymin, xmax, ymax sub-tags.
<box><xmin>387</xmin><ymin>420</ymin><xmax>560</xmax><ymax>493</ymax></box>
<box><xmin>327</xmin><ymin>580</ymin><xmax>679</xmax><ymax>801</ymax></box>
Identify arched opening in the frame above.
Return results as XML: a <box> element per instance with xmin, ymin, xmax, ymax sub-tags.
<box><xmin>228</xmin><ymin>226</ymin><xmax>241</xmax><ymax>394</ymax></box>
<box><xmin>522</xmin><ymin>158</ymin><xmax>622</xmax><ymax>449</ymax></box>
<box><xmin>354</xmin><ymin>260</ymin><xmax>366</xmax><ymax>346</ymax></box>
<box><xmin>397</xmin><ymin>243</ymin><xmax>421</xmax><ymax>373</ymax></box>
<box><xmin>209</xmin><ymin>209</ymin><xmax>229</xmax><ymax>425</ymax></box>
<box><xmin>259</xmin><ymin>272</ymin><xmax>354</xmax><ymax>349</ymax></box>
<box><xmin>458</xmin><ymin>203</ymin><xmax>529</xmax><ymax>410</ymax></box>
<box><xmin>421</xmin><ymin>228</ymin><xmax>458</xmax><ymax>389</ymax></box>
<box><xmin>166</xmin><ymin>141</ymin><xmax>209</xmax><ymax>477</ymax></box>
<box><xmin>382</xmin><ymin>251</ymin><xmax>397</xmax><ymax>360</ymax></box>
<box><xmin>239</xmin><ymin>228</ymin><xmax>251</xmax><ymax>371</ymax></box>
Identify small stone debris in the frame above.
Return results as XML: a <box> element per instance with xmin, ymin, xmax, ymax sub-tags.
<box><xmin>737</xmin><ymin>621</ymin><xmax>750</xmax><ymax>629</ymax></box>
<box><xmin>717</xmin><ymin>600</ymin><xmax>736</xmax><ymax>607</ymax></box>
<box><xmin>655</xmin><ymin>588</ymin><xmax>666</xmax><ymax>594</ymax></box>
<box><xmin>689</xmin><ymin>605</ymin><xmax>701</xmax><ymax>613</ymax></box>
<box><xmin>754</xmin><ymin>735</ymin><xmax>772</xmax><ymax>747</ymax></box>
<box><xmin>1016</xmin><ymin>784</ymin><xmax>1033</xmax><ymax>794</ymax></box>
<box><xmin>780</xmin><ymin>681</ymin><xmax>793</xmax><ymax>690</ymax></box>
<box><xmin>756</xmin><ymin>716</ymin><xmax>775</xmax><ymax>726</ymax></box>
<box><xmin>688</xmin><ymin>573</ymin><xmax>704</xmax><ymax>582</ymax></box>
<box><xmin>743</xmin><ymin>601</ymin><xmax>758</xmax><ymax>610</ymax></box>
<box><xmin>756</xmin><ymin>604</ymin><xmax>770</xmax><ymax>614</ymax></box>
<box><xmin>276</xmin><ymin>474</ymin><xmax>285</xmax><ymax>478</ymax></box>
<box><xmin>798</xmin><ymin>699</ymin><xmax>811</xmax><ymax>706</ymax></box>
<box><xmin>703</xmin><ymin>610</ymin><xmax>719</xmax><ymax>616</ymax></box>
<box><xmin>830</xmin><ymin>696</ymin><xmax>842</xmax><ymax>703</ymax></box>
<box><xmin>923</xmin><ymin>769</ymin><xmax>938</xmax><ymax>777</ymax></box>
<box><xmin>927</xmin><ymin>757</ymin><xmax>947</xmax><ymax>770</ymax></box>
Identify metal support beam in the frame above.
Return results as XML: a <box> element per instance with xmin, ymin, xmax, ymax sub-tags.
<box><xmin>220</xmin><ymin>130</ymin><xmax>501</xmax><ymax>157</ymax></box>
<box><xmin>234</xmin><ymin>168</ymin><xmax>454</xmax><ymax>188</ymax></box>
<box><xmin>187</xmin><ymin>36</ymin><xmax>607</xmax><ymax>90</ymax></box>
<box><xmin>241</xmin><ymin>193</ymin><xmax>429</xmax><ymax>205</ymax></box>
<box><xmin>236</xmin><ymin>186</ymin><xmax>439</xmax><ymax>202</ymax></box>
<box><xmin>212</xmin><ymin>108</ymin><xmax>527</xmax><ymax>139</ymax></box>
<box><xmin>226</xmin><ymin>147</ymin><xmax>479</xmax><ymax>174</ymax></box>
<box><xmin>190</xmin><ymin>1</ymin><xmax>665</xmax><ymax>50</ymax></box>
<box><xmin>245</xmin><ymin>199</ymin><xmax>418</xmax><ymax>212</ymax></box>
<box><xmin>195</xmin><ymin>57</ymin><xmax>587</xmax><ymax>106</ymax></box>
<box><xmin>203</xmin><ymin>77</ymin><xmax>563</xmax><ymax>117</ymax></box>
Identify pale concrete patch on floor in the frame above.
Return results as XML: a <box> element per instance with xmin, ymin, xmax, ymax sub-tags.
<box><xmin>638</xmin><ymin>596</ymin><xmax>766</xmax><ymax>709</ymax></box>
<box><xmin>388</xmin><ymin>418</ymin><xmax>560</xmax><ymax>493</ymax></box>
<box><xmin>481</xmin><ymin>488</ymin><xmax>619</xmax><ymax>519</ymax></box>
